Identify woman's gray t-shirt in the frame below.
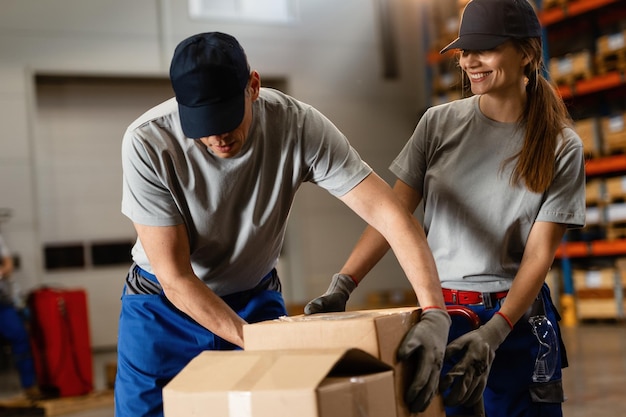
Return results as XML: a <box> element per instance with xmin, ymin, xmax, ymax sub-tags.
<box><xmin>390</xmin><ymin>95</ymin><xmax>585</xmax><ymax>292</ymax></box>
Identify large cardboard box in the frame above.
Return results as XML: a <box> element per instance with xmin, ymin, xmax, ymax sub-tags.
<box><xmin>244</xmin><ymin>307</ymin><xmax>445</xmax><ymax>417</ymax></box>
<box><xmin>163</xmin><ymin>348</ymin><xmax>395</xmax><ymax>417</ymax></box>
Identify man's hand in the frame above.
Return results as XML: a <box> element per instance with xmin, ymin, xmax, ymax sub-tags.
<box><xmin>397</xmin><ymin>308</ymin><xmax>451</xmax><ymax>413</ymax></box>
<box><xmin>439</xmin><ymin>313</ymin><xmax>512</xmax><ymax>407</ymax></box>
<box><xmin>304</xmin><ymin>274</ymin><xmax>356</xmax><ymax>315</ymax></box>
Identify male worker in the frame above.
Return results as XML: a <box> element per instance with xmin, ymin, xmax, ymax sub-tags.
<box><xmin>117</xmin><ymin>31</ymin><xmax>450</xmax><ymax>417</ymax></box>
<box><xmin>0</xmin><ymin>233</ymin><xmax>39</xmax><ymax>399</ymax></box>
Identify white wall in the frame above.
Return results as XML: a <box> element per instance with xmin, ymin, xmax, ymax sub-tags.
<box><xmin>0</xmin><ymin>0</ymin><xmax>432</xmax><ymax>348</ymax></box>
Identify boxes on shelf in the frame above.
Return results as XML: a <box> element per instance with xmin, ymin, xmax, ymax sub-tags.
<box><xmin>163</xmin><ymin>348</ymin><xmax>395</xmax><ymax>417</ymax></box>
<box><xmin>596</xmin><ymin>30</ymin><xmax>626</xmax><ymax>56</ymax></box>
<box><xmin>606</xmin><ymin>202</ymin><xmax>626</xmax><ymax>224</ymax></box>
<box><xmin>614</xmin><ymin>258</ymin><xmax>626</xmax><ymax>284</ymax></box>
<box><xmin>548</xmin><ymin>51</ymin><xmax>593</xmax><ymax>85</ymax></box>
<box><xmin>602</xmin><ymin>113</ymin><xmax>626</xmax><ymax>155</ymax></box>
<box><xmin>574</xmin><ymin>117</ymin><xmax>601</xmax><ymax>158</ymax></box>
<box><xmin>585</xmin><ymin>205</ymin><xmax>603</xmax><ymax>226</ymax></box>
<box><xmin>606</xmin><ymin>222</ymin><xmax>626</xmax><ymax>240</ymax></box>
<box><xmin>596</xmin><ymin>30</ymin><xmax>626</xmax><ymax>75</ymax></box>
<box><xmin>585</xmin><ymin>178</ymin><xmax>604</xmax><ymax>206</ymax></box>
<box><xmin>605</xmin><ymin>176</ymin><xmax>626</xmax><ymax>202</ymax></box>
<box><xmin>573</xmin><ymin>267</ymin><xmax>626</xmax><ymax>320</ymax></box>
<box><xmin>573</xmin><ymin>267</ymin><xmax>623</xmax><ymax>290</ymax></box>
<box><xmin>576</xmin><ymin>297</ymin><xmax>625</xmax><ymax>320</ymax></box>
<box><xmin>244</xmin><ymin>307</ymin><xmax>445</xmax><ymax>417</ymax></box>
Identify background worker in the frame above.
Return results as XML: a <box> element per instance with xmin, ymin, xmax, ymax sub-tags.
<box><xmin>118</xmin><ymin>31</ymin><xmax>450</xmax><ymax>417</ymax></box>
<box><xmin>0</xmin><ymin>233</ymin><xmax>39</xmax><ymax>399</ymax></box>
<box><xmin>306</xmin><ymin>0</ymin><xmax>585</xmax><ymax>416</ymax></box>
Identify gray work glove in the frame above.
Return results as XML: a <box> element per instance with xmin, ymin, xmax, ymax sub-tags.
<box><xmin>397</xmin><ymin>308</ymin><xmax>451</xmax><ymax>413</ymax></box>
<box><xmin>439</xmin><ymin>313</ymin><xmax>512</xmax><ymax>407</ymax></box>
<box><xmin>304</xmin><ymin>273</ymin><xmax>356</xmax><ymax>315</ymax></box>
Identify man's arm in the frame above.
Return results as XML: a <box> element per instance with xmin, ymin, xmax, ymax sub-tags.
<box><xmin>134</xmin><ymin>223</ymin><xmax>247</xmax><ymax>347</ymax></box>
<box><xmin>338</xmin><ymin>173</ymin><xmax>444</xmax><ymax>308</ymax></box>
<box><xmin>338</xmin><ymin>173</ymin><xmax>449</xmax><ymax>412</ymax></box>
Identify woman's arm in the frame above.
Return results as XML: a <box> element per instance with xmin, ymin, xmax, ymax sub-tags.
<box><xmin>498</xmin><ymin>220</ymin><xmax>567</xmax><ymax>324</ymax></box>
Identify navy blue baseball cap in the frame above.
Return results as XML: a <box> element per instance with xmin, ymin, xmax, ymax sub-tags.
<box><xmin>170</xmin><ymin>32</ymin><xmax>251</xmax><ymax>139</ymax></box>
<box><xmin>440</xmin><ymin>0</ymin><xmax>541</xmax><ymax>54</ymax></box>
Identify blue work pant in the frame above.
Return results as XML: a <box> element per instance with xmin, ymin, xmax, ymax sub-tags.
<box><xmin>114</xmin><ymin>276</ymin><xmax>287</xmax><ymax>417</ymax></box>
<box><xmin>0</xmin><ymin>303</ymin><xmax>36</xmax><ymax>389</ymax></box>
<box><xmin>444</xmin><ymin>284</ymin><xmax>565</xmax><ymax>417</ymax></box>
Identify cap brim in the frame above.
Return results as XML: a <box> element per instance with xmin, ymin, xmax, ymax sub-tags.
<box><xmin>440</xmin><ymin>34</ymin><xmax>509</xmax><ymax>54</ymax></box>
<box><xmin>178</xmin><ymin>93</ymin><xmax>245</xmax><ymax>139</ymax></box>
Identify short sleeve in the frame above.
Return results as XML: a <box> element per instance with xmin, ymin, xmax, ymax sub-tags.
<box><xmin>536</xmin><ymin>128</ymin><xmax>586</xmax><ymax>228</ymax></box>
<box><xmin>301</xmin><ymin>107</ymin><xmax>372</xmax><ymax>197</ymax></box>
<box><xmin>121</xmin><ymin>128</ymin><xmax>184</xmax><ymax>226</ymax></box>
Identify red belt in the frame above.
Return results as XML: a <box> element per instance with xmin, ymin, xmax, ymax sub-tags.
<box><xmin>443</xmin><ymin>288</ymin><xmax>509</xmax><ymax>305</ymax></box>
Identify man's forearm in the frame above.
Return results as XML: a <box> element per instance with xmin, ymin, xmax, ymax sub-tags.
<box><xmin>161</xmin><ymin>274</ymin><xmax>247</xmax><ymax>347</ymax></box>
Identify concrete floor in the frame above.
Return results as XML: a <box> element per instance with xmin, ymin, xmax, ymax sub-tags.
<box><xmin>559</xmin><ymin>323</ymin><xmax>626</xmax><ymax>416</ymax></box>
<box><xmin>1</xmin><ymin>323</ymin><xmax>625</xmax><ymax>416</ymax></box>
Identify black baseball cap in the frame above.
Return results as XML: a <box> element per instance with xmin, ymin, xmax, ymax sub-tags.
<box><xmin>440</xmin><ymin>0</ymin><xmax>542</xmax><ymax>54</ymax></box>
<box><xmin>170</xmin><ymin>32</ymin><xmax>251</xmax><ymax>139</ymax></box>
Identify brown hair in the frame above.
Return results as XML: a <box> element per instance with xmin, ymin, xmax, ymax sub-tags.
<box><xmin>459</xmin><ymin>38</ymin><xmax>572</xmax><ymax>193</ymax></box>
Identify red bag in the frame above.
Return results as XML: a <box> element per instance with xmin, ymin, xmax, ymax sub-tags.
<box><xmin>28</xmin><ymin>287</ymin><xmax>94</xmax><ymax>397</ymax></box>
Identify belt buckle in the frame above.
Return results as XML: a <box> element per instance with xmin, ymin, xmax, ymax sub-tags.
<box><xmin>482</xmin><ymin>292</ymin><xmax>494</xmax><ymax>309</ymax></box>
<box><xmin>451</xmin><ymin>291</ymin><xmax>458</xmax><ymax>304</ymax></box>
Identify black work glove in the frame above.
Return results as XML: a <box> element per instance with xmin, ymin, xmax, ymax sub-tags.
<box><xmin>304</xmin><ymin>273</ymin><xmax>356</xmax><ymax>315</ymax></box>
<box><xmin>397</xmin><ymin>308</ymin><xmax>451</xmax><ymax>413</ymax></box>
<box><xmin>439</xmin><ymin>313</ymin><xmax>512</xmax><ymax>408</ymax></box>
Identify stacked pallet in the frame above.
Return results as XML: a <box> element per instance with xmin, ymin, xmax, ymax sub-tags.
<box><xmin>573</xmin><ymin>113</ymin><xmax>626</xmax><ymax>158</ymax></box>
<box><xmin>574</xmin><ymin>118</ymin><xmax>601</xmax><ymax>159</ymax></box>
<box><xmin>0</xmin><ymin>390</ymin><xmax>113</xmax><ymax>416</ymax></box>
<box><xmin>549</xmin><ymin>51</ymin><xmax>593</xmax><ymax>86</ymax></box>
<box><xmin>602</xmin><ymin>113</ymin><xmax>626</xmax><ymax>155</ymax></box>
<box><xmin>596</xmin><ymin>30</ymin><xmax>626</xmax><ymax>75</ymax></box>
<box><xmin>549</xmin><ymin>25</ymin><xmax>626</xmax><ymax>88</ymax></box>
<box><xmin>573</xmin><ymin>265</ymin><xmax>626</xmax><ymax>320</ymax></box>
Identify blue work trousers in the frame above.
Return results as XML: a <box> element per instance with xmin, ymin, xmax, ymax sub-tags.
<box><xmin>444</xmin><ymin>284</ymin><xmax>566</xmax><ymax>417</ymax></box>
<box><xmin>0</xmin><ymin>303</ymin><xmax>36</xmax><ymax>388</ymax></box>
<box><xmin>114</xmin><ymin>271</ymin><xmax>287</xmax><ymax>417</ymax></box>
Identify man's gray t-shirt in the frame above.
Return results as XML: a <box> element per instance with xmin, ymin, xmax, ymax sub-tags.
<box><xmin>390</xmin><ymin>95</ymin><xmax>585</xmax><ymax>292</ymax></box>
<box><xmin>122</xmin><ymin>88</ymin><xmax>372</xmax><ymax>296</ymax></box>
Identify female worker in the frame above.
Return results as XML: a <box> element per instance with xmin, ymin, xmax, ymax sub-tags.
<box><xmin>306</xmin><ymin>0</ymin><xmax>585</xmax><ymax>415</ymax></box>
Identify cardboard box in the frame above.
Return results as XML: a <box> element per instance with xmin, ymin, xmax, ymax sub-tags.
<box><xmin>602</xmin><ymin>113</ymin><xmax>626</xmax><ymax>155</ymax></box>
<box><xmin>573</xmin><ymin>268</ymin><xmax>621</xmax><ymax>290</ymax></box>
<box><xmin>163</xmin><ymin>348</ymin><xmax>395</xmax><ymax>417</ymax></box>
<box><xmin>585</xmin><ymin>178</ymin><xmax>604</xmax><ymax>206</ymax></box>
<box><xmin>244</xmin><ymin>307</ymin><xmax>445</xmax><ymax>417</ymax></box>
<box><xmin>577</xmin><ymin>298</ymin><xmax>625</xmax><ymax>320</ymax></box>
<box><xmin>574</xmin><ymin>118</ymin><xmax>600</xmax><ymax>158</ymax></box>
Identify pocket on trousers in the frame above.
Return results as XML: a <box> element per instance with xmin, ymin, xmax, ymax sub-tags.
<box><xmin>529</xmin><ymin>379</ymin><xmax>565</xmax><ymax>403</ymax></box>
